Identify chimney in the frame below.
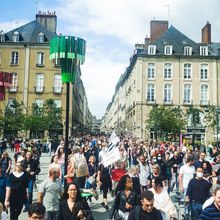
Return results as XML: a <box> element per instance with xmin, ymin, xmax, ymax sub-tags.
<box><xmin>36</xmin><ymin>11</ymin><xmax>57</xmax><ymax>33</ymax></box>
<box><xmin>150</xmin><ymin>20</ymin><xmax>168</xmax><ymax>42</ymax></box>
<box><xmin>202</xmin><ymin>21</ymin><xmax>211</xmax><ymax>44</ymax></box>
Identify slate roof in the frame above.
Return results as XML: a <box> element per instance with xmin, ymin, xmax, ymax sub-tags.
<box><xmin>138</xmin><ymin>25</ymin><xmax>218</xmax><ymax>57</ymax></box>
<box><xmin>4</xmin><ymin>20</ymin><xmax>57</xmax><ymax>43</ymax></box>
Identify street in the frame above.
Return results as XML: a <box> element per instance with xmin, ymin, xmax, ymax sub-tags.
<box><xmin>10</xmin><ymin>152</ymin><xmax>111</xmax><ymax>220</ymax></box>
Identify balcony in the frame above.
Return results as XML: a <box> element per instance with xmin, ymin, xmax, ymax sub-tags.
<box><xmin>163</xmin><ymin>99</ymin><xmax>173</xmax><ymax>105</ymax></box>
<box><xmin>36</xmin><ymin>63</ymin><xmax>45</xmax><ymax>67</ymax></box>
<box><xmin>147</xmin><ymin>99</ymin><xmax>156</xmax><ymax>105</ymax></box>
<box><xmin>8</xmin><ymin>86</ymin><xmax>18</xmax><ymax>93</ymax></box>
<box><xmin>200</xmin><ymin>100</ymin><xmax>210</xmax><ymax>106</ymax></box>
<box><xmin>53</xmin><ymin>87</ymin><xmax>63</xmax><ymax>94</ymax></box>
<box><xmin>183</xmin><ymin>100</ymin><xmax>193</xmax><ymax>106</ymax></box>
<box><xmin>34</xmin><ymin>86</ymin><xmax>44</xmax><ymax>94</ymax></box>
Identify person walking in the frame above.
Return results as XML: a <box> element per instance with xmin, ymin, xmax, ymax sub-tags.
<box><xmin>58</xmin><ymin>183</ymin><xmax>94</xmax><ymax>220</ymax></box>
<box><xmin>108</xmin><ymin>175</ymin><xmax>139</xmax><ymax>220</ymax></box>
<box><xmin>199</xmin><ymin>186</ymin><xmax>220</xmax><ymax>219</ymax></box>
<box><xmin>186</xmin><ymin>167</ymin><xmax>212</xmax><ymax>220</ymax></box>
<box><xmin>128</xmin><ymin>190</ymin><xmax>163</xmax><ymax>220</ymax></box>
<box><xmin>38</xmin><ymin>167</ymin><xmax>63</xmax><ymax>220</ymax></box>
<box><xmin>9</xmin><ymin>162</ymin><xmax>28</xmax><ymax>220</ymax></box>
<box><xmin>22</xmin><ymin>151</ymin><xmax>41</xmax><ymax>212</ymax></box>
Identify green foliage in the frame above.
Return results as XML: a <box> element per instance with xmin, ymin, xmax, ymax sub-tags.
<box><xmin>204</xmin><ymin>105</ymin><xmax>218</xmax><ymax>133</ymax></box>
<box><xmin>146</xmin><ymin>105</ymin><xmax>186</xmax><ymax>140</ymax></box>
<box><xmin>43</xmin><ymin>99</ymin><xmax>63</xmax><ymax>133</ymax></box>
<box><xmin>186</xmin><ymin>106</ymin><xmax>203</xmax><ymax>127</ymax></box>
<box><xmin>4</xmin><ymin>100</ymin><xmax>25</xmax><ymax>134</ymax></box>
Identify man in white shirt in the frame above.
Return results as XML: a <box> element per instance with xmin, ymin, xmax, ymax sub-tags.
<box><xmin>178</xmin><ymin>155</ymin><xmax>195</xmax><ymax>198</ymax></box>
<box><xmin>138</xmin><ymin>155</ymin><xmax>150</xmax><ymax>192</ymax></box>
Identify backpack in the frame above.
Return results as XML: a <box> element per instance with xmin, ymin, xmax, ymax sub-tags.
<box><xmin>74</xmin><ymin>154</ymin><xmax>89</xmax><ymax>177</ymax></box>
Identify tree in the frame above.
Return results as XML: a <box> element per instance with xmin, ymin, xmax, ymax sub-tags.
<box><xmin>3</xmin><ymin>100</ymin><xmax>25</xmax><ymax>137</ymax></box>
<box><xmin>23</xmin><ymin>103</ymin><xmax>47</xmax><ymax>137</ymax></box>
<box><xmin>43</xmin><ymin>99</ymin><xmax>63</xmax><ymax>137</ymax></box>
<box><xmin>204</xmin><ymin>105</ymin><xmax>218</xmax><ymax>133</ymax></box>
<box><xmin>146</xmin><ymin>105</ymin><xmax>186</xmax><ymax>140</ymax></box>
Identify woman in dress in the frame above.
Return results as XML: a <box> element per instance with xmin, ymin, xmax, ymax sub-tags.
<box><xmin>58</xmin><ymin>183</ymin><xmax>94</xmax><ymax>220</ymax></box>
<box><xmin>49</xmin><ymin>155</ymin><xmax>62</xmax><ymax>180</ymax></box>
<box><xmin>9</xmin><ymin>162</ymin><xmax>28</xmax><ymax>220</ymax></box>
<box><xmin>57</xmin><ymin>148</ymin><xmax>65</xmax><ymax>184</ymax></box>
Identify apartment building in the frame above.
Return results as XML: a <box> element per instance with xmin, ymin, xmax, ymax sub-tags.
<box><xmin>0</xmin><ymin>11</ymin><xmax>92</xmax><ymax>138</ymax></box>
<box><xmin>102</xmin><ymin>20</ymin><xmax>220</xmax><ymax>144</ymax></box>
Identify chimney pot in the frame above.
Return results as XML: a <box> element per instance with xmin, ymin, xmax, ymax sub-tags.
<box><xmin>202</xmin><ymin>22</ymin><xmax>211</xmax><ymax>44</ymax></box>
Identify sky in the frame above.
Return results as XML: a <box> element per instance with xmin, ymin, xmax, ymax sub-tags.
<box><xmin>1</xmin><ymin>0</ymin><xmax>220</xmax><ymax>119</ymax></box>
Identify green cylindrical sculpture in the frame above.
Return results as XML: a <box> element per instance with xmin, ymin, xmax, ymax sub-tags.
<box><xmin>50</xmin><ymin>36</ymin><xmax>86</xmax><ymax>83</ymax></box>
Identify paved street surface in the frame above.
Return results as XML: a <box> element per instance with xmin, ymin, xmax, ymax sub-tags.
<box><xmin>7</xmin><ymin>151</ymin><xmax>183</xmax><ymax>220</ymax></box>
<box><xmin>8</xmin><ymin>152</ymin><xmax>112</xmax><ymax>220</ymax></box>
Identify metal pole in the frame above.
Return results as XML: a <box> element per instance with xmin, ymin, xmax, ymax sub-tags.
<box><xmin>64</xmin><ymin>82</ymin><xmax>70</xmax><ymax>188</ymax></box>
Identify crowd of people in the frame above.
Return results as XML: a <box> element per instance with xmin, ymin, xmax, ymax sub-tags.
<box><xmin>0</xmin><ymin>135</ymin><xmax>220</xmax><ymax>220</ymax></box>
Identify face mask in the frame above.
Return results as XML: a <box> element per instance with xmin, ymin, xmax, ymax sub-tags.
<box><xmin>196</xmin><ymin>172</ymin><xmax>203</xmax><ymax>179</ymax></box>
<box><xmin>153</xmin><ymin>159</ymin><xmax>157</xmax><ymax>162</ymax></box>
<box><xmin>157</xmin><ymin>157</ymin><xmax>162</xmax><ymax>160</ymax></box>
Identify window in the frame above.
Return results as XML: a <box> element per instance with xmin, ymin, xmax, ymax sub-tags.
<box><xmin>200</xmin><ymin>64</ymin><xmax>208</xmax><ymax>80</ymax></box>
<box><xmin>36</xmin><ymin>52</ymin><xmax>45</xmax><ymax>66</ymax></box>
<box><xmin>12</xmin><ymin>31</ymin><xmax>19</xmax><ymax>42</ymax></box>
<box><xmin>54</xmin><ymin>99</ymin><xmax>62</xmax><ymax>108</ymax></box>
<box><xmin>184</xmin><ymin>84</ymin><xmax>191</xmax><ymax>104</ymax></box>
<box><xmin>184</xmin><ymin>46</ymin><xmax>192</xmax><ymax>55</ymax></box>
<box><xmin>164</xmin><ymin>45</ymin><xmax>172</xmax><ymax>55</ymax></box>
<box><xmin>147</xmin><ymin>45</ymin><xmax>156</xmax><ymax>55</ymax></box>
<box><xmin>35</xmin><ymin>73</ymin><xmax>44</xmax><ymax>93</ymax></box>
<box><xmin>200</xmin><ymin>46</ymin><xmax>208</xmax><ymax>56</ymax></box>
<box><xmin>35</xmin><ymin>99</ymin><xmax>43</xmax><ymax>107</ymax></box>
<box><xmin>184</xmin><ymin>63</ymin><xmax>192</xmax><ymax>79</ymax></box>
<box><xmin>53</xmin><ymin>74</ymin><xmax>62</xmax><ymax>93</ymax></box>
<box><xmin>0</xmin><ymin>31</ymin><xmax>5</xmax><ymax>42</ymax></box>
<box><xmin>9</xmin><ymin>73</ymin><xmax>18</xmax><ymax>92</ymax></box>
<box><xmin>147</xmin><ymin>63</ymin><xmax>155</xmax><ymax>79</ymax></box>
<box><xmin>38</xmin><ymin>33</ymin><xmax>44</xmax><ymax>43</ymax></box>
<box><xmin>164</xmin><ymin>63</ymin><xmax>172</xmax><ymax>79</ymax></box>
<box><xmin>164</xmin><ymin>84</ymin><xmax>172</xmax><ymax>103</ymax></box>
<box><xmin>11</xmin><ymin>51</ymin><xmax>19</xmax><ymax>65</ymax></box>
<box><xmin>147</xmin><ymin>84</ymin><xmax>155</xmax><ymax>103</ymax></box>
<box><xmin>201</xmin><ymin>84</ymin><xmax>208</xmax><ymax>105</ymax></box>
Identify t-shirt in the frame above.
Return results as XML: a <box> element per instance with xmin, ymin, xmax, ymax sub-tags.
<box><xmin>179</xmin><ymin>164</ymin><xmax>195</xmax><ymax>189</ymax></box>
<box><xmin>39</xmin><ymin>178</ymin><xmax>63</xmax><ymax>211</ymax></box>
<box><xmin>139</xmin><ymin>162</ymin><xmax>150</xmax><ymax>186</ymax></box>
<box><xmin>128</xmin><ymin>207</ymin><xmax>163</xmax><ymax>220</ymax></box>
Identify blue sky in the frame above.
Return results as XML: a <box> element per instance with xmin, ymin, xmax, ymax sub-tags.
<box><xmin>1</xmin><ymin>0</ymin><xmax>220</xmax><ymax>119</ymax></box>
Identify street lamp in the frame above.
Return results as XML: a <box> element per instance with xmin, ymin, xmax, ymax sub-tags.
<box><xmin>50</xmin><ymin>36</ymin><xmax>86</xmax><ymax>187</ymax></box>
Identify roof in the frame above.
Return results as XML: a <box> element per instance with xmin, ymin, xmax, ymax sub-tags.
<box><xmin>148</xmin><ymin>25</ymin><xmax>200</xmax><ymax>55</ymax></box>
<box><xmin>4</xmin><ymin>20</ymin><xmax>57</xmax><ymax>43</ymax></box>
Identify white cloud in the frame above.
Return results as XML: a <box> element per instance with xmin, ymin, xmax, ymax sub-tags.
<box><xmin>0</xmin><ymin>20</ymin><xmax>28</xmax><ymax>32</ymax></box>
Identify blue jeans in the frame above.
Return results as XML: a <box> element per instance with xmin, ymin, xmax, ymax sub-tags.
<box><xmin>190</xmin><ymin>203</ymin><xmax>202</xmax><ymax>220</ymax></box>
<box><xmin>25</xmin><ymin>179</ymin><xmax>34</xmax><ymax>209</ymax></box>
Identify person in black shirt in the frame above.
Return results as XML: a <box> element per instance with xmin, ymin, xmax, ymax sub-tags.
<box><xmin>128</xmin><ymin>190</ymin><xmax>163</xmax><ymax>220</ymax></box>
<box><xmin>186</xmin><ymin>167</ymin><xmax>212</xmax><ymax>220</ymax></box>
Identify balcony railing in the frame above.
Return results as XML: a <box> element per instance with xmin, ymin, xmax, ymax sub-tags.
<box><xmin>34</xmin><ymin>86</ymin><xmax>44</xmax><ymax>94</ymax></box>
<box><xmin>53</xmin><ymin>87</ymin><xmax>62</xmax><ymax>94</ymax></box>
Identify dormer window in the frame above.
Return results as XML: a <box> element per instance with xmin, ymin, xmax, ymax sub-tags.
<box><xmin>147</xmin><ymin>45</ymin><xmax>156</xmax><ymax>55</ymax></box>
<box><xmin>184</xmin><ymin>46</ymin><xmax>192</xmax><ymax>55</ymax></box>
<box><xmin>164</xmin><ymin>45</ymin><xmax>172</xmax><ymax>55</ymax></box>
<box><xmin>0</xmin><ymin>31</ymin><xmax>5</xmax><ymax>42</ymax></box>
<box><xmin>200</xmin><ymin>46</ymin><xmax>208</xmax><ymax>56</ymax></box>
<box><xmin>38</xmin><ymin>33</ymin><xmax>44</xmax><ymax>43</ymax></box>
<box><xmin>12</xmin><ymin>31</ymin><xmax>19</xmax><ymax>42</ymax></box>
